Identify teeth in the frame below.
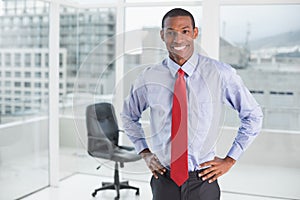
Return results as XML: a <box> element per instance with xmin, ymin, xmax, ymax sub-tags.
<box><xmin>174</xmin><ymin>46</ymin><xmax>186</xmax><ymax>51</ymax></box>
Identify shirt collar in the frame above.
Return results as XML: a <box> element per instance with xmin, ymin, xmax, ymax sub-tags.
<box><xmin>167</xmin><ymin>52</ymin><xmax>198</xmax><ymax>77</ymax></box>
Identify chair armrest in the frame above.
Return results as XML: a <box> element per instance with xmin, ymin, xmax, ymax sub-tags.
<box><xmin>117</xmin><ymin>130</ymin><xmax>135</xmax><ymax>151</ymax></box>
<box><xmin>118</xmin><ymin>145</ymin><xmax>135</xmax><ymax>151</ymax></box>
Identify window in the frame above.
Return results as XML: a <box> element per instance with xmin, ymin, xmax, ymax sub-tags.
<box><xmin>24</xmin><ymin>91</ymin><xmax>31</xmax><ymax>96</ymax></box>
<box><xmin>220</xmin><ymin>5</ymin><xmax>300</xmax><ymax>131</ymax></box>
<box><xmin>5</xmin><ymin>53</ymin><xmax>11</xmax><ymax>67</ymax></box>
<box><xmin>5</xmin><ymin>81</ymin><xmax>11</xmax><ymax>87</ymax></box>
<box><xmin>45</xmin><ymin>53</ymin><xmax>49</xmax><ymax>67</ymax></box>
<box><xmin>34</xmin><ymin>83</ymin><xmax>41</xmax><ymax>88</ymax></box>
<box><xmin>35</xmin><ymin>53</ymin><xmax>41</xmax><ymax>67</ymax></box>
<box><xmin>59</xmin><ymin>53</ymin><xmax>63</xmax><ymax>67</ymax></box>
<box><xmin>0</xmin><ymin>1</ymin><xmax>50</xmax><ymax>199</ymax></box>
<box><xmin>25</xmin><ymin>72</ymin><xmax>31</xmax><ymax>78</ymax></box>
<box><xmin>25</xmin><ymin>82</ymin><xmax>31</xmax><ymax>88</ymax></box>
<box><xmin>15</xmin><ymin>72</ymin><xmax>21</xmax><ymax>77</ymax></box>
<box><xmin>5</xmin><ymin>106</ymin><xmax>12</xmax><ymax>114</ymax></box>
<box><xmin>15</xmin><ymin>106</ymin><xmax>21</xmax><ymax>112</ymax></box>
<box><xmin>25</xmin><ymin>53</ymin><xmax>31</xmax><ymax>67</ymax></box>
<box><xmin>15</xmin><ymin>82</ymin><xmax>21</xmax><ymax>87</ymax></box>
<box><xmin>14</xmin><ymin>53</ymin><xmax>21</xmax><ymax>67</ymax></box>
<box><xmin>5</xmin><ymin>71</ymin><xmax>11</xmax><ymax>77</ymax></box>
<box><xmin>14</xmin><ymin>91</ymin><xmax>21</xmax><ymax>95</ymax></box>
<box><xmin>35</xmin><ymin>72</ymin><xmax>42</xmax><ymax>78</ymax></box>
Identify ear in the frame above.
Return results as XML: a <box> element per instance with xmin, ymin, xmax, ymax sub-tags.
<box><xmin>160</xmin><ymin>29</ymin><xmax>165</xmax><ymax>41</ymax></box>
<box><xmin>193</xmin><ymin>27</ymin><xmax>199</xmax><ymax>39</ymax></box>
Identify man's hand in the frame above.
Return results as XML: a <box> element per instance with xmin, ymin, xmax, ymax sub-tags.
<box><xmin>199</xmin><ymin>156</ymin><xmax>236</xmax><ymax>183</ymax></box>
<box><xmin>140</xmin><ymin>148</ymin><xmax>166</xmax><ymax>179</ymax></box>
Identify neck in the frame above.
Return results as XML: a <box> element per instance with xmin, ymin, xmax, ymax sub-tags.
<box><xmin>169</xmin><ymin>53</ymin><xmax>192</xmax><ymax>66</ymax></box>
<box><xmin>170</xmin><ymin>57</ymin><xmax>187</xmax><ymax>66</ymax></box>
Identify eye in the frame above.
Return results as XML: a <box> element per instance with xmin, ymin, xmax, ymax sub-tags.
<box><xmin>183</xmin><ymin>30</ymin><xmax>189</xmax><ymax>34</ymax></box>
<box><xmin>166</xmin><ymin>31</ymin><xmax>176</xmax><ymax>36</ymax></box>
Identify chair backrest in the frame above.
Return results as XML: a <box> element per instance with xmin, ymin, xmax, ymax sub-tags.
<box><xmin>86</xmin><ymin>102</ymin><xmax>119</xmax><ymax>158</ymax></box>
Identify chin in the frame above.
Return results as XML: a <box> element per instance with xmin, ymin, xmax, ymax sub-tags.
<box><xmin>171</xmin><ymin>51</ymin><xmax>192</xmax><ymax>61</ymax></box>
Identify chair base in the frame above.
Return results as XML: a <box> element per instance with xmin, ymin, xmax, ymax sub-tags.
<box><xmin>91</xmin><ymin>162</ymin><xmax>140</xmax><ymax>199</ymax></box>
<box><xmin>91</xmin><ymin>181</ymin><xmax>140</xmax><ymax>199</ymax></box>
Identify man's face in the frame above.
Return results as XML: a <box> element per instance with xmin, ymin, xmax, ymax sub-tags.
<box><xmin>160</xmin><ymin>16</ymin><xmax>198</xmax><ymax>66</ymax></box>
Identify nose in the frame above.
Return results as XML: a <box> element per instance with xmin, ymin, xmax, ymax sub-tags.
<box><xmin>173</xmin><ymin>32</ymin><xmax>184</xmax><ymax>43</ymax></box>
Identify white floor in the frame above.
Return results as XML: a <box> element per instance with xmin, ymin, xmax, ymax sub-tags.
<box><xmin>1</xmin><ymin>147</ymin><xmax>299</xmax><ymax>200</ymax></box>
<box><xmin>20</xmin><ymin>173</ymin><xmax>299</xmax><ymax>200</ymax></box>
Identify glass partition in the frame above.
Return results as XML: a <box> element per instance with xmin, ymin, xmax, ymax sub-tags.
<box><xmin>0</xmin><ymin>0</ymin><xmax>50</xmax><ymax>199</ymax></box>
<box><xmin>219</xmin><ymin>5</ymin><xmax>300</xmax><ymax>131</ymax></box>
<box><xmin>59</xmin><ymin>5</ymin><xmax>117</xmax><ymax>178</ymax></box>
<box><xmin>218</xmin><ymin>5</ymin><xmax>300</xmax><ymax>200</ymax></box>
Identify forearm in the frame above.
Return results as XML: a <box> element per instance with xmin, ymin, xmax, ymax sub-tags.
<box><xmin>227</xmin><ymin>105</ymin><xmax>263</xmax><ymax>160</ymax></box>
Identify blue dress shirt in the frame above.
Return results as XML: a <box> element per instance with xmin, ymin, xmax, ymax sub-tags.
<box><xmin>121</xmin><ymin>53</ymin><xmax>263</xmax><ymax>171</ymax></box>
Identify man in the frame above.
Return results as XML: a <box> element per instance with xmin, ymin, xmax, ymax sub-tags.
<box><xmin>121</xmin><ymin>8</ymin><xmax>263</xmax><ymax>200</ymax></box>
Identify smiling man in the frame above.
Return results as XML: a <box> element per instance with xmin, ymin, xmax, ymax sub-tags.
<box><xmin>121</xmin><ymin>8</ymin><xmax>263</xmax><ymax>200</ymax></box>
<box><xmin>161</xmin><ymin>13</ymin><xmax>197</xmax><ymax>66</ymax></box>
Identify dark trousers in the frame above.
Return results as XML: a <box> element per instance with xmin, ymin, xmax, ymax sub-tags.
<box><xmin>150</xmin><ymin>170</ymin><xmax>220</xmax><ymax>200</ymax></box>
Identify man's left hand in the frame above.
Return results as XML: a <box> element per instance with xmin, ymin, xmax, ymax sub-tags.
<box><xmin>198</xmin><ymin>156</ymin><xmax>236</xmax><ymax>183</ymax></box>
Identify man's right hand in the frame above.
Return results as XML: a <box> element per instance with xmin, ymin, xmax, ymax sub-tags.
<box><xmin>140</xmin><ymin>148</ymin><xmax>166</xmax><ymax>179</ymax></box>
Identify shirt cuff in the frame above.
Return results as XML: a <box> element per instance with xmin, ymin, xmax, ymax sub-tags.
<box><xmin>133</xmin><ymin>138</ymin><xmax>149</xmax><ymax>154</ymax></box>
<box><xmin>227</xmin><ymin>143</ymin><xmax>244</xmax><ymax>160</ymax></box>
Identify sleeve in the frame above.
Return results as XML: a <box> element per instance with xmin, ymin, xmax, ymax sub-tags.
<box><xmin>222</xmin><ymin>65</ymin><xmax>263</xmax><ymax>160</ymax></box>
<box><xmin>121</xmin><ymin>74</ymin><xmax>149</xmax><ymax>154</ymax></box>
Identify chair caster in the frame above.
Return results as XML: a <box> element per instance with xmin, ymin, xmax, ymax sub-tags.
<box><xmin>92</xmin><ymin>192</ymin><xmax>97</xmax><ymax>197</ymax></box>
<box><xmin>136</xmin><ymin>189</ymin><xmax>140</xmax><ymax>195</ymax></box>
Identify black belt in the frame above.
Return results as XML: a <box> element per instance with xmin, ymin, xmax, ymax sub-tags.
<box><xmin>163</xmin><ymin>169</ymin><xmax>204</xmax><ymax>180</ymax></box>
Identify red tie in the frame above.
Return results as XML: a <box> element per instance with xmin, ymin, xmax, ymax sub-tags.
<box><xmin>171</xmin><ymin>68</ymin><xmax>188</xmax><ymax>186</ymax></box>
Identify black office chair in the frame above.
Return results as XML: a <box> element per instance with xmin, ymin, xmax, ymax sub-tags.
<box><xmin>86</xmin><ymin>102</ymin><xmax>141</xmax><ymax>199</ymax></box>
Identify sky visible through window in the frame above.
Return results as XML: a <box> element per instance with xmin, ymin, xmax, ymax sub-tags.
<box><xmin>220</xmin><ymin>5</ymin><xmax>300</xmax><ymax>44</ymax></box>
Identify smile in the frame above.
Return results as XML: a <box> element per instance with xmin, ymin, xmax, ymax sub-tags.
<box><xmin>173</xmin><ymin>45</ymin><xmax>189</xmax><ymax>51</ymax></box>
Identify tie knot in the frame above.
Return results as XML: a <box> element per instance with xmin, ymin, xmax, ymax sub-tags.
<box><xmin>178</xmin><ymin>68</ymin><xmax>185</xmax><ymax>77</ymax></box>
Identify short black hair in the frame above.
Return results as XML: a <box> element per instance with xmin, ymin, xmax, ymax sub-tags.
<box><xmin>161</xmin><ymin>8</ymin><xmax>195</xmax><ymax>29</ymax></box>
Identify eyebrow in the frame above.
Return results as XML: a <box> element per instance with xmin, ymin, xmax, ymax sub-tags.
<box><xmin>165</xmin><ymin>26</ymin><xmax>191</xmax><ymax>30</ymax></box>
